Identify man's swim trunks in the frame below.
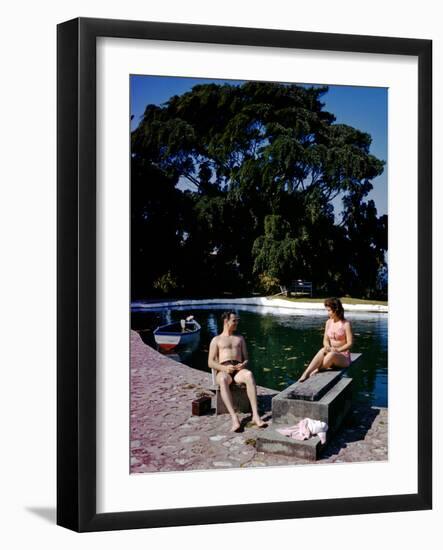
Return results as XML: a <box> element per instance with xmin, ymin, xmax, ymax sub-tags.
<box><xmin>220</xmin><ymin>359</ymin><xmax>241</xmax><ymax>366</ymax></box>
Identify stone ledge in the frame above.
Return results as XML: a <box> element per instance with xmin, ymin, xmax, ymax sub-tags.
<box><xmin>273</xmin><ymin>377</ymin><xmax>353</xmax><ymax>432</ymax></box>
<box><xmin>256</xmin><ymin>428</ymin><xmax>323</xmax><ymax>461</ymax></box>
<box><xmin>287</xmin><ymin>370</ymin><xmax>343</xmax><ymax>401</ymax></box>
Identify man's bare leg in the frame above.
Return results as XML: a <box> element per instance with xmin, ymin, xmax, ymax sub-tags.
<box><xmin>298</xmin><ymin>349</ymin><xmax>325</xmax><ymax>382</ymax></box>
<box><xmin>217</xmin><ymin>372</ymin><xmax>241</xmax><ymax>431</ymax></box>
<box><xmin>234</xmin><ymin>370</ymin><xmax>266</xmax><ymax>427</ymax></box>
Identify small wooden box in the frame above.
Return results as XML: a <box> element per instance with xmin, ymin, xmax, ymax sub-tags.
<box><xmin>192</xmin><ymin>395</ymin><xmax>212</xmax><ymax>416</ymax></box>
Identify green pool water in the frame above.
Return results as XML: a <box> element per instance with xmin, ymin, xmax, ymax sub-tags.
<box><xmin>131</xmin><ymin>305</ymin><xmax>388</xmax><ymax>407</ymax></box>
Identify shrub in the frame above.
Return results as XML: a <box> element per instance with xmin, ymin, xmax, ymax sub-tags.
<box><xmin>258</xmin><ymin>272</ymin><xmax>280</xmax><ymax>295</ymax></box>
<box><xmin>153</xmin><ymin>271</ymin><xmax>178</xmax><ymax>294</ymax></box>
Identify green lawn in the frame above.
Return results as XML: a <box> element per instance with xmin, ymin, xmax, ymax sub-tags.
<box><xmin>269</xmin><ymin>296</ymin><xmax>388</xmax><ymax>306</ymax></box>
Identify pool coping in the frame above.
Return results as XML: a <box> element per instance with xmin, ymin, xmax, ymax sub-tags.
<box><xmin>132</xmin><ymin>296</ymin><xmax>388</xmax><ymax>313</ymax></box>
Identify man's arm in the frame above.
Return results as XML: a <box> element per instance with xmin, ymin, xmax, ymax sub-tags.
<box><xmin>238</xmin><ymin>336</ymin><xmax>249</xmax><ymax>369</ymax></box>
<box><xmin>208</xmin><ymin>337</ymin><xmax>225</xmax><ymax>372</ymax></box>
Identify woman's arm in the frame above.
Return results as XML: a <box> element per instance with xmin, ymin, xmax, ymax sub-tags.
<box><xmin>323</xmin><ymin>320</ymin><xmax>331</xmax><ymax>349</ymax></box>
<box><xmin>334</xmin><ymin>321</ymin><xmax>353</xmax><ymax>352</ymax></box>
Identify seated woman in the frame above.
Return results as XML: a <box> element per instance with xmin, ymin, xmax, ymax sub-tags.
<box><xmin>298</xmin><ymin>297</ymin><xmax>353</xmax><ymax>382</ymax></box>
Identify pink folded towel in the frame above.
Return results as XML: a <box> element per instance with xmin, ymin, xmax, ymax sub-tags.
<box><xmin>276</xmin><ymin>418</ymin><xmax>328</xmax><ymax>444</ymax></box>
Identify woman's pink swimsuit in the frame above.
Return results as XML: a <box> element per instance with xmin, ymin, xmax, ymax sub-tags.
<box><xmin>326</xmin><ymin>319</ymin><xmax>351</xmax><ymax>366</ymax></box>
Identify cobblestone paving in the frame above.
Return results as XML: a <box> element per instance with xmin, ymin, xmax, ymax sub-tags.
<box><xmin>130</xmin><ymin>331</ymin><xmax>388</xmax><ymax>473</ymax></box>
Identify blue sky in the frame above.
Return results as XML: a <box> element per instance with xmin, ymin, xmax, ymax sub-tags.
<box><xmin>130</xmin><ymin>75</ymin><xmax>387</xmax><ymax>217</ymax></box>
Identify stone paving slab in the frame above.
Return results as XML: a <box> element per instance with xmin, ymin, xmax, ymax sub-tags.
<box><xmin>130</xmin><ymin>330</ymin><xmax>388</xmax><ymax>473</ymax></box>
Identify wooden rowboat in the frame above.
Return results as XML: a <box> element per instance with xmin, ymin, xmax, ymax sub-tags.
<box><xmin>153</xmin><ymin>316</ymin><xmax>201</xmax><ymax>352</ymax></box>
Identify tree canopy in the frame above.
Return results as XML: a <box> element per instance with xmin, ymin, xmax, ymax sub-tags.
<box><xmin>131</xmin><ymin>81</ymin><xmax>387</xmax><ymax>300</ymax></box>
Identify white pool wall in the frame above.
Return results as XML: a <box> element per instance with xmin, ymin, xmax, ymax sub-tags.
<box><xmin>132</xmin><ymin>297</ymin><xmax>388</xmax><ymax>315</ymax></box>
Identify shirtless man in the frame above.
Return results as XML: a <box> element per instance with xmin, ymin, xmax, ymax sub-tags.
<box><xmin>208</xmin><ymin>311</ymin><xmax>266</xmax><ymax>432</ymax></box>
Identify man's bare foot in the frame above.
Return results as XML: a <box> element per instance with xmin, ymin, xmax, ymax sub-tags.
<box><xmin>309</xmin><ymin>368</ymin><xmax>319</xmax><ymax>378</ymax></box>
<box><xmin>298</xmin><ymin>375</ymin><xmax>308</xmax><ymax>383</ymax></box>
<box><xmin>251</xmin><ymin>416</ymin><xmax>267</xmax><ymax>428</ymax></box>
<box><xmin>230</xmin><ymin>418</ymin><xmax>241</xmax><ymax>432</ymax></box>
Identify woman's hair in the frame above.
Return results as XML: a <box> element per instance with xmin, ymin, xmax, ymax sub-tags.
<box><xmin>324</xmin><ymin>297</ymin><xmax>345</xmax><ymax>320</ymax></box>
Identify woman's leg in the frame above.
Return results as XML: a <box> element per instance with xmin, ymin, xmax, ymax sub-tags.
<box><xmin>298</xmin><ymin>348</ymin><xmax>326</xmax><ymax>382</ymax></box>
<box><xmin>321</xmin><ymin>352</ymin><xmax>349</xmax><ymax>370</ymax></box>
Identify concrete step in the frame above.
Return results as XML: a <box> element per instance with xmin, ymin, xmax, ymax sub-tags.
<box><xmin>257</xmin><ymin>357</ymin><xmax>360</xmax><ymax>461</ymax></box>
<box><xmin>256</xmin><ymin>426</ymin><xmax>323</xmax><ymax>461</ymax></box>
<box><xmin>272</xmin><ymin>377</ymin><xmax>353</xmax><ymax>433</ymax></box>
<box><xmin>288</xmin><ymin>370</ymin><xmax>343</xmax><ymax>401</ymax></box>
<box><xmin>286</xmin><ymin>353</ymin><xmax>362</xmax><ymax>402</ymax></box>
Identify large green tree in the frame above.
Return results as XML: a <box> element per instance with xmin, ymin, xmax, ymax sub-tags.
<box><xmin>131</xmin><ymin>81</ymin><xmax>386</xmax><ymax>299</ymax></box>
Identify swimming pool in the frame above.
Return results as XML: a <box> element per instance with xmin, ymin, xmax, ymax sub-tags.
<box><xmin>132</xmin><ymin>305</ymin><xmax>388</xmax><ymax>407</ymax></box>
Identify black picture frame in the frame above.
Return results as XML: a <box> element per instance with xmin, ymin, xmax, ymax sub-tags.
<box><xmin>57</xmin><ymin>17</ymin><xmax>432</xmax><ymax>532</ymax></box>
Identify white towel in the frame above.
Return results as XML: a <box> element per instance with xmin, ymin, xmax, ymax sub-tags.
<box><xmin>306</xmin><ymin>418</ymin><xmax>328</xmax><ymax>444</ymax></box>
<box><xmin>276</xmin><ymin>418</ymin><xmax>328</xmax><ymax>444</ymax></box>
